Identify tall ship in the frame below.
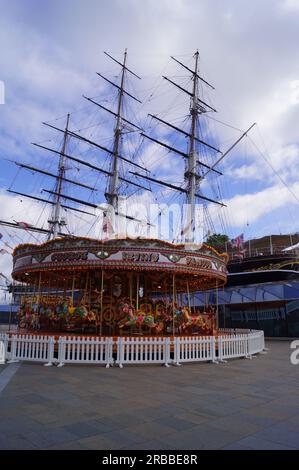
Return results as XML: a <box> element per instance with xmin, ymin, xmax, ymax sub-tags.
<box><xmin>0</xmin><ymin>50</ymin><xmax>256</xmax><ymax>337</ymax></box>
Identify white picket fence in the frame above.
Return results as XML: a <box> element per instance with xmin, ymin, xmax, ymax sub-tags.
<box><xmin>173</xmin><ymin>336</ymin><xmax>216</xmax><ymax>365</ymax></box>
<box><xmin>9</xmin><ymin>334</ymin><xmax>55</xmax><ymax>366</ymax></box>
<box><xmin>218</xmin><ymin>334</ymin><xmax>249</xmax><ymax>361</ymax></box>
<box><xmin>116</xmin><ymin>337</ymin><xmax>171</xmax><ymax>368</ymax></box>
<box><xmin>57</xmin><ymin>336</ymin><xmax>113</xmax><ymax>368</ymax></box>
<box><xmin>0</xmin><ymin>330</ymin><xmax>265</xmax><ymax>367</ymax></box>
<box><xmin>248</xmin><ymin>330</ymin><xmax>265</xmax><ymax>355</ymax></box>
<box><xmin>0</xmin><ymin>333</ymin><xmax>9</xmax><ymax>363</ymax></box>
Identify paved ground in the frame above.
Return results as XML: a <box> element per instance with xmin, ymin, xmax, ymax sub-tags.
<box><xmin>0</xmin><ymin>340</ymin><xmax>298</xmax><ymax>450</ymax></box>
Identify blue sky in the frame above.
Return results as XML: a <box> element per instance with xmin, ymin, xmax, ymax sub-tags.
<box><xmin>0</xmin><ymin>0</ymin><xmax>299</xmax><ymax>280</ymax></box>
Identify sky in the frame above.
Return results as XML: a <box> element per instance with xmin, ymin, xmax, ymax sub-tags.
<box><xmin>0</xmin><ymin>0</ymin><xmax>299</xmax><ymax>286</ymax></box>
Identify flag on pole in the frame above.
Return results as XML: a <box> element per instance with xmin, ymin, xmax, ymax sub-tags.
<box><xmin>234</xmin><ymin>249</ymin><xmax>246</xmax><ymax>260</ymax></box>
<box><xmin>102</xmin><ymin>211</ymin><xmax>114</xmax><ymax>240</ymax></box>
<box><xmin>15</xmin><ymin>221</ymin><xmax>31</xmax><ymax>230</ymax></box>
<box><xmin>230</xmin><ymin>233</ymin><xmax>244</xmax><ymax>250</ymax></box>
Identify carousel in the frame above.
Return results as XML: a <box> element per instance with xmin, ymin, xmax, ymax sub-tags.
<box><xmin>12</xmin><ymin>236</ymin><xmax>228</xmax><ymax>337</ymax></box>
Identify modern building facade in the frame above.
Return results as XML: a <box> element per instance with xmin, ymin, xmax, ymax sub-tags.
<box><xmin>193</xmin><ymin>235</ymin><xmax>299</xmax><ymax>337</ymax></box>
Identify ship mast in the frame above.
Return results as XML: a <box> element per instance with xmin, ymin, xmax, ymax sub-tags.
<box><xmin>0</xmin><ymin>50</ymin><xmax>256</xmax><ymax>241</ymax></box>
<box><xmin>132</xmin><ymin>51</ymin><xmax>256</xmax><ymax>242</ymax></box>
<box><xmin>1</xmin><ymin>50</ymin><xmax>153</xmax><ymax>240</ymax></box>
<box><xmin>186</xmin><ymin>50</ymin><xmax>200</xmax><ymax>241</ymax></box>
<box><xmin>106</xmin><ymin>49</ymin><xmax>127</xmax><ymax>210</ymax></box>
<box><xmin>48</xmin><ymin>113</ymin><xmax>70</xmax><ymax>239</ymax></box>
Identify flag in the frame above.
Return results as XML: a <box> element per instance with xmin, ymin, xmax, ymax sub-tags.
<box><xmin>234</xmin><ymin>249</ymin><xmax>246</xmax><ymax>260</ymax></box>
<box><xmin>15</xmin><ymin>221</ymin><xmax>31</xmax><ymax>230</ymax></box>
<box><xmin>102</xmin><ymin>211</ymin><xmax>114</xmax><ymax>240</ymax></box>
<box><xmin>230</xmin><ymin>234</ymin><xmax>244</xmax><ymax>250</ymax></box>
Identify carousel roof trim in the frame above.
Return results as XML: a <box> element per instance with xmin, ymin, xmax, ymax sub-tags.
<box><xmin>12</xmin><ymin>236</ymin><xmax>228</xmax><ymax>261</ymax></box>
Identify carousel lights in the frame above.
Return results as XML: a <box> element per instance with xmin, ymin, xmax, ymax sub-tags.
<box><xmin>14</xmin><ymin>238</ymin><xmax>227</xmax><ymax>336</ymax></box>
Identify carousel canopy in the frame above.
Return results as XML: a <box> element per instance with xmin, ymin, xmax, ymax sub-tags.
<box><xmin>12</xmin><ymin>236</ymin><xmax>228</xmax><ymax>291</ymax></box>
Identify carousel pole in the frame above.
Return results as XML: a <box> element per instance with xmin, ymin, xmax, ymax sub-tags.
<box><xmin>172</xmin><ymin>274</ymin><xmax>176</xmax><ymax>336</ymax></box>
<box><xmin>109</xmin><ymin>277</ymin><xmax>113</xmax><ymax>336</ymax></box>
<box><xmin>84</xmin><ymin>270</ymin><xmax>89</xmax><ymax>305</ymax></box>
<box><xmin>71</xmin><ymin>272</ymin><xmax>75</xmax><ymax>306</ymax></box>
<box><xmin>215</xmin><ymin>279</ymin><xmax>219</xmax><ymax>331</ymax></box>
<box><xmin>136</xmin><ymin>274</ymin><xmax>140</xmax><ymax>311</ymax></box>
<box><xmin>88</xmin><ymin>274</ymin><xmax>92</xmax><ymax>311</ymax></box>
<box><xmin>34</xmin><ymin>272</ymin><xmax>42</xmax><ymax>331</ymax></box>
<box><xmin>222</xmin><ymin>285</ymin><xmax>226</xmax><ymax>329</ymax></box>
<box><xmin>129</xmin><ymin>273</ymin><xmax>133</xmax><ymax>305</ymax></box>
<box><xmin>8</xmin><ymin>280</ymin><xmax>15</xmax><ymax>333</ymax></box>
<box><xmin>37</xmin><ymin>271</ymin><xmax>42</xmax><ymax>311</ymax></box>
<box><xmin>100</xmin><ymin>269</ymin><xmax>104</xmax><ymax>336</ymax></box>
<box><xmin>186</xmin><ymin>280</ymin><xmax>191</xmax><ymax>311</ymax></box>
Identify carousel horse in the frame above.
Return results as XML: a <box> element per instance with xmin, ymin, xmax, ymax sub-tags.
<box><xmin>73</xmin><ymin>304</ymin><xmax>88</xmax><ymax>319</ymax></box>
<box><xmin>118</xmin><ymin>303</ymin><xmax>161</xmax><ymax>333</ymax></box>
<box><xmin>55</xmin><ymin>300</ymin><xmax>69</xmax><ymax>318</ymax></box>
<box><xmin>118</xmin><ymin>305</ymin><xmax>136</xmax><ymax>329</ymax></box>
<box><xmin>181</xmin><ymin>307</ymin><xmax>210</xmax><ymax>333</ymax></box>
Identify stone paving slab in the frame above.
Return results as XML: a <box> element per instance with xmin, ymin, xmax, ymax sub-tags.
<box><xmin>0</xmin><ymin>340</ymin><xmax>299</xmax><ymax>449</ymax></box>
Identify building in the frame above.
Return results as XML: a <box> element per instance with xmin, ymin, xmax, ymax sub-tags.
<box><xmin>193</xmin><ymin>234</ymin><xmax>299</xmax><ymax>337</ymax></box>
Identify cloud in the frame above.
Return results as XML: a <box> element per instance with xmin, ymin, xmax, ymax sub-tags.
<box><xmin>281</xmin><ymin>0</ymin><xmax>299</xmax><ymax>12</ymax></box>
<box><xmin>221</xmin><ymin>182</ymin><xmax>299</xmax><ymax>228</ymax></box>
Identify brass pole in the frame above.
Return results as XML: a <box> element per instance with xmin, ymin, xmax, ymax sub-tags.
<box><xmin>100</xmin><ymin>269</ymin><xmax>104</xmax><ymax>336</ymax></box>
<box><xmin>8</xmin><ymin>281</ymin><xmax>15</xmax><ymax>333</ymax></box>
<box><xmin>223</xmin><ymin>285</ymin><xmax>226</xmax><ymax>329</ymax></box>
<box><xmin>71</xmin><ymin>273</ymin><xmax>75</xmax><ymax>306</ymax></box>
<box><xmin>37</xmin><ymin>271</ymin><xmax>42</xmax><ymax>310</ymax></box>
<box><xmin>186</xmin><ymin>281</ymin><xmax>191</xmax><ymax>311</ymax></box>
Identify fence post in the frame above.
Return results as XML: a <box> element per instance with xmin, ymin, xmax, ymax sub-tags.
<box><xmin>117</xmin><ymin>337</ymin><xmax>124</xmax><ymax>368</ymax></box>
<box><xmin>57</xmin><ymin>337</ymin><xmax>65</xmax><ymax>367</ymax></box>
<box><xmin>173</xmin><ymin>337</ymin><xmax>181</xmax><ymax>366</ymax></box>
<box><xmin>244</xmin><ymin>333</ymin><xmax>249</xmax><ymax>358</ymax></box>
<box><xmin>44</xmin><ymin>336</ymin><xmax>55</xmax><ymax>367</ymax></box>
<box><xmin>164</xmin><ymin>337</ymin><xmax>170</xmax><ymax>367</ymax></box>
<box><xmin>218</xmin><ymin>335</ymin><xmax>226</xmax><ymax>363</ymax></box>
<box><xmin>0</xmin><ymin>334</ymin><xmax>10</xmax><ymax>363</ymax></box>
<box><xmin>211</xmin><ymin>336</ymin><xmax>218</xmax><ymax>364</ymax></box>
<box><xmin>246</xmin><ymin>334</ymin><xmax>253</xmax><ymax>359</ymax></box>
<box><xmin>0</xmin><ymin>340</ymin><xmax>5</xmax><ymax>364</ymax></box>
<box><xmin>7</xmin><ymin>335</ymin><xmax>19</xmax><ymax>363</ymax></box>
<box><xmin>105</xmin><ymin>337</ymin><xmax>112</xmax><ymax>368</ymax></box>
